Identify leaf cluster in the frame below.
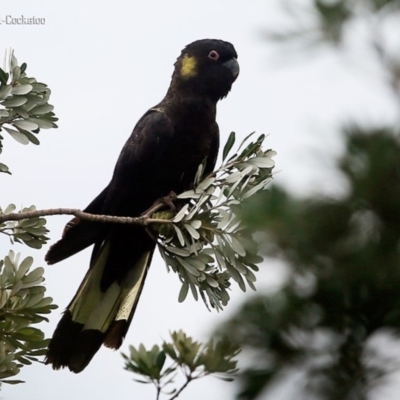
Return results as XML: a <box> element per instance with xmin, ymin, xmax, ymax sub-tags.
<box><xmin>0</xmin><ymin>49</ymin><xmax>58</xmax><ymax>387</ymax></box>
<box><xmin>0</xmin><ymin>50</ymin><xmax>58</xmax><ymax>174</ymax></box>
<box><xmin>0</xmin><ymin>204</ymin><xmax>49</xmax><ymax>249</ymax></box>
<box><xmin>153</xmin><ymin>132</ymin><xmax>275</xmax><ymax>311</ymax></box>
<box><xmin>0</xmin><ymin>250</ymin><xmax>57</xmax><ymax>385</ymax></box>
<box><xmin>122</xmin><ymin>330</ymin><xmax>240</xmax><ymax>399</ymax></box>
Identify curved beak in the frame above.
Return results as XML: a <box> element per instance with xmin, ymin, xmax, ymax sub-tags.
<box><xmin>223</xmin><ymin>58</ymin><xmax>240</xmax><ymax>80</ymax></box>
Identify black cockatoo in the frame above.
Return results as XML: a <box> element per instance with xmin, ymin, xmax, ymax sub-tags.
<box><xmin>45</xmin><ymin>39</ymin><xmax>239</xmax><ymax>372</ymax></box>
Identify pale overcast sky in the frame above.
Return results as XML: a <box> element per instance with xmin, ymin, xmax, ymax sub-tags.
<box><xmin>0</xmin><ymin>1</ymin><xmax>396</xmax><ymax>400</ymax></box>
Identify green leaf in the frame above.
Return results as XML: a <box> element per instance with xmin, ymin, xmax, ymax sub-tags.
<box><xmin>1</xmin><ymin>379</ymin><xmax>25</xmax><ymax>385</ymax></box>
<box><xmin>190</xmin><ymin>220</ymin><xmax>202</xmax><ymax>229</ymax></box>
<box><xmin>0</xmin><ymin>84</ymin><xmax>12</xmax><ymax>100</ymax></box>
<box><xmin>177</xmin><ymin>189</ymin><xmax>202</xmax><ymax>199</ymax></box>
<box><xmin>247</xmin><ymin>156</ymin><xmax>275</xmax><ymax>168</ymax></box>
<box><xmin>4</xmin><ymin>127</ymin><xmax>29</xmax><ymax>145</ymax></box>
<box><xmin>0</xmin><ymin>162</ymin><xmax>11</xmax><ymax>174</ymax></box>
<box><xmin>164</xmin><ymin>245</ymin><xmax>191</xmax><ymax>257</ymax></box>
<box><xmin>237</xmin><ymin>131</ymin><xmax>256</xmax><ymax>152</ymax></box>
<box><xmin>196</xmin><ymin>176</ymin><xmax>216</xmax><ymax>191</ymax></box>
<box><xmin>22</xmin><ymin>267</ymin><xmax>44</xmax><ymax>286</ymax></box>
<box><xmin>0</xmin><ymin>68</ymin><xmax>9</xmax><ymax>85</ymax></box>
<box><xmin>12</xmin><ymin>66</ymin><xmax>21</xmax><ymax>82</ymax></box>
<box><xmin>4</xmin><ymin>204</ymin><xmax>16</xmax><ymax>214</ymax></box>
<box><xmin>11</xmin><ymin>84</ymin><xmax>32</xmax><ymax>96</ymax></box>
<box><xmin>20</xmin><ymin>63</ymin><xmax>27</xmax><ymax>74</ymax></box>
<box><xmin>10</xmin><ymin>52</ymin><xmax>18</xmax><ymax>70</ymax></box>
<box><xmin>13</xmin><ymin>120</ymin><xmax>39</xmax><ymax>131</ymax></box>
<box><xmin>155</xmin><ymin>350</ymin><xmax>166</xmax><ymax>372</ymax></box>
<box><xmin>223</xmin><ymin>131</ymin><xmax>236</xmax><ymax>161</ymax></box>
<box><xmin>31</xmin><ymin>117</ymin><xmax>56</xmax><ymax>129</ymax></box>
<box><xmin>15</xmin><ymin>256</ymin><xmax>33</xmax><ymax>281</ymax></box>
<box><xmin>30</xmin><ymin>104</ymin><xmax>54</xmax><ymax>115</ymax></box>
<box><xmin>184</xmin><ymin>223</ymin><xmax>200</xmax><ymax>239</ymax></box>
<box><xmin>205</xmin><ymin>275</ymin><xmax>219</xmax><ymax>288</ymax></box>
<box><xmin>178</xmin><ymin>282</ymin><xmax>189</xmax><ymax>302</ymax></box>
<box><xmin>173</xmin><ymin>225</ymin><xmax>185</xmax><ymax>247</ymax></box>
<box><xmin>162</xmin><ymin>342</ymin><xmax>177</xmax><ymax>360</ymax></box>
<box><xmin>231</xmin><ymin>236</ymin><xmax>246</xmax><ymax>256</ymax></box>
<box><xmin>20</xmin><ymin>94</ymin><xmax>41</xmax><ymax>112</ymax></box>
<box><xmin>242</xmin><ymin>178</ymin><xmax>271</xmax><ymax>199</ymax></box>
<box><xmin>2</xmin><ymin>96</ymin><xmax>27</xmax><ymax>108</ymax></box>
<box><xmin>30</xmin><ymin>83</ymin><xmax>47</xmax><ymax>92</ymax></box>
<box><xmin>12</xmin><ymin>107</ymin><xmax>29</xmax><ymax>119</ymax></box>
<box><xmin>194</xmin><ymin>160</ymin><xmax>205</xmax><ymax>185</ymax></box>
<box><xmin>173</xmin><ymin>204</ymin><xmax>189</xmax><ymax>222</ymax></box>
<box><xmin>0</xmin><ymin>109</ymin><xmax>10</xmax><ymax>117</ymax></box>
<box><xmin>19</xmin><ymin>130</ymin><xmax>40</xmax><ymax>145</ymax></box>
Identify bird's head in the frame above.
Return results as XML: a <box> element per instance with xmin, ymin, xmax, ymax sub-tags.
<box><xmin>171</xmin><ymin>39</ymin><xmax>239</xmax><ymax>101</ymax></box>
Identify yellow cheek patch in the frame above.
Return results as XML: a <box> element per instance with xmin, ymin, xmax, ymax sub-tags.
<box><xmin>180</xmin><ymin>54</ymin><xmax>197</xmax><ymax>78</ymax></box>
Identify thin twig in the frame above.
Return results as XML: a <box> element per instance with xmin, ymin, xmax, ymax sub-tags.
<box><xmin>168</xmin><ymin>376</ymin><xmax>193</xmax><ymax>400</ymax></box>
<box><xmin>0</xmin><ymin>208</ymin><xmax>171</xmax><ymax>226</ymax></box>
<box><xmin>155</xmin><ymin>381</ymin><xmax>161</xmax><ymax>400</ymax></box>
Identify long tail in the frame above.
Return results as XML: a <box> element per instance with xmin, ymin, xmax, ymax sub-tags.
<box><xmin>45</xmin><ymin>233</ymin><xmax>154</xmax><ymax>373</ymax></box>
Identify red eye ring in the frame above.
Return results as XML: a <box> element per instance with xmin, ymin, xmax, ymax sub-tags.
<box><xmin>208</xmin><ymin>50</ymin><xmax>220</xmax><ymax>60</ymax></box>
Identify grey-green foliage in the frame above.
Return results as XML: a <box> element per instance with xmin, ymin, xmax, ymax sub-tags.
<box><xmin>153</xmin><ymin>132</ymin><xmax>275</xmax><ymax>311</ymax></box>
<box><xmin>122</xmin><ymin>330</ymin><xmax>240</xmax><ymax>399</ymax></box>
<box><xmin>0</xmin><ymin>50</ymin><xmax>58</xmax><ymax>174</ymax></box>
<box><xmin>0</xmin><ymin>250</ymin><xmax>57</xmax><ymax>385</ymax></box>
<box><xmin>0</xmin><ymin>49</ymin><xmax>58</xmax><ymax>387</ymax></box>
<box><xmin>0</xmin><ymin>204</ymin><xmax>49</xmax><ymax>249</ymax></box>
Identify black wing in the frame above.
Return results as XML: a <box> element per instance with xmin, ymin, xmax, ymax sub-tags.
<box><xmin>45</xmin><ymin>109</ymin><xmax>175</xmax><ymax>265</ymax></box>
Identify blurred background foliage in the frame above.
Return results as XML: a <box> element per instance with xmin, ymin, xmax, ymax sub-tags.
<box><xmin>218</xmin><ymin>1</ymin><xmax>400</xmax><ymax>399</ymax></box>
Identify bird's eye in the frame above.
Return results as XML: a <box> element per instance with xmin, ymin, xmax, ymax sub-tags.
<box><xmin>208</xmin><ymin>50</ymin><xmax>220</xmax><ymax>60</ymax></box>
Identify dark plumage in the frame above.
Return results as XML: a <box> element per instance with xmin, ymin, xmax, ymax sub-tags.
<box><xmin>45</xmin><ymin>39</ymin><xmax>239</xmax><ymax>372</ymax></box>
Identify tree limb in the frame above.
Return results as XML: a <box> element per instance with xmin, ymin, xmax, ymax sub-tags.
<box><xmin>0</xmin><ymin>207</ymin><xmax>169</xmax><ymax>226</ymax></box>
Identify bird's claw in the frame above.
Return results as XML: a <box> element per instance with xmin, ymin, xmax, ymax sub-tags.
<box><xmin>161</xmin><ymin>191</ymin><xmax>178</xmax><ymax>212</ymax></box>
<box><xmin>141</xmin><ymin>191</ymin><xmax>178</xmax><ymax>218</ymax></box>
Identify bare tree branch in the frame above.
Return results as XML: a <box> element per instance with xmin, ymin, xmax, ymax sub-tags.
<box><xmin>0</xmin><ymin>207</ymin><xmax>170</xmax><ymax>226</ymax></box>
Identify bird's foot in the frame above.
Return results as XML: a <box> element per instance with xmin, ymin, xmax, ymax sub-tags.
<box><xmin>141</xmin><ymin>191</ymin><xmax>178</xmax><ymax>219</ymax></box>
